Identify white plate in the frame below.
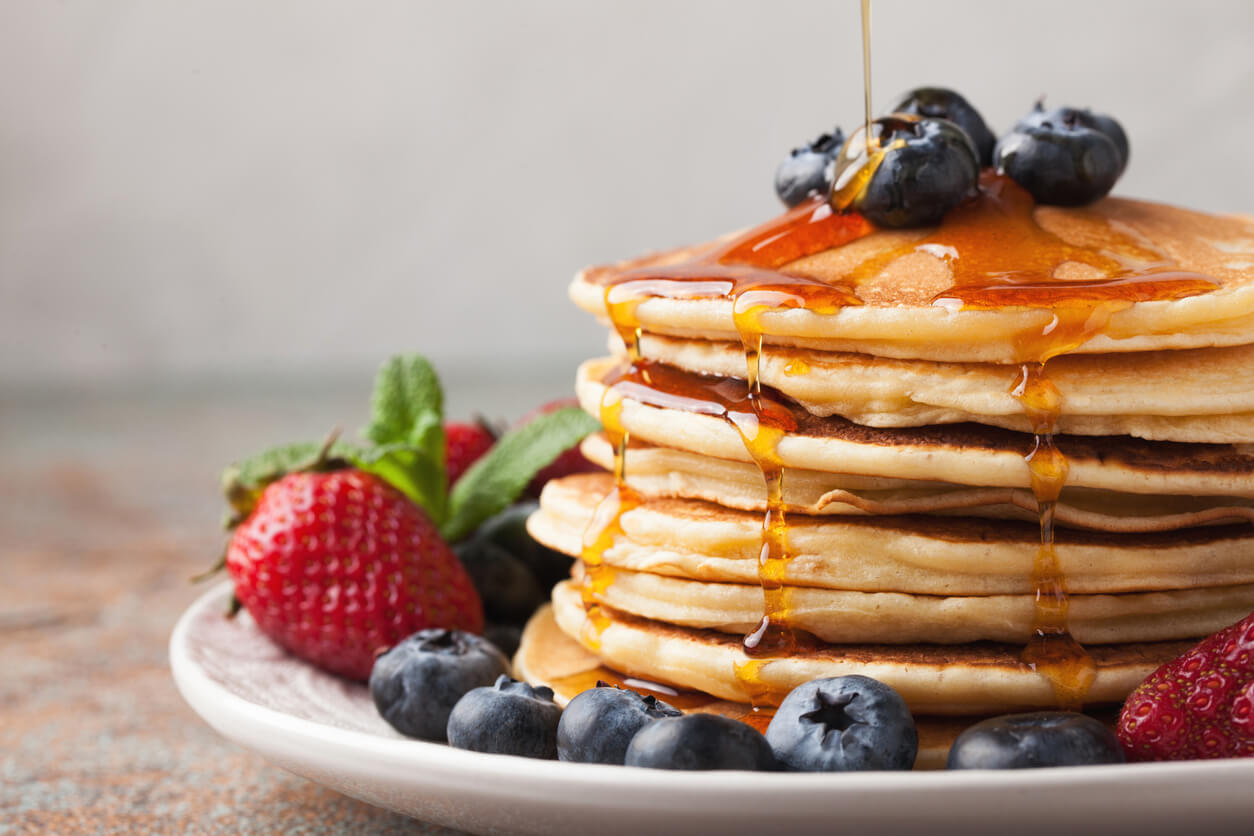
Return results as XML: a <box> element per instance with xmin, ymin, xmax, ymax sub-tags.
<box><xmin>171</xmin><ymin>582</ymin><xmax>1254</xmax><ymax>836</ymax></box>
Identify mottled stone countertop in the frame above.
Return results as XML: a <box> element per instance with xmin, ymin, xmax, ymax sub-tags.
<box><xmin>2</xmin><ymin>378</ymin><xmax>566</xmax><ymax>834</ymax></box>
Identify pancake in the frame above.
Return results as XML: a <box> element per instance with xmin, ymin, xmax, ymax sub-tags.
<box><xmin>580</xmin><ymin>434</ymin><xmax>1254</xmax><ymax>532</ymax></box>
<box><xmin>571</xmin><ymin>196</ymin><xmax>1254</xmax><ymax>363</ymax></box>
<box><xmin>531</xmin><ymin>473</ymin><xmax>1254</xmax><ymax>595</ymax></box>
<box><xmin>547</xmin><ymin>580</ymin><xmax>1188</xmax><ymax>714</ymax></box>
<box><xmin>514</xmin><ymin>602</ymin><xmax>999</xmax><ymax>770</ymax></box>
<box><xmin>569</xmin><ymin>562</ymin><xmax>1254</xmax><ymax>645</ymax></box>
<box><xmin>576</xmin><ymin>357</ymin><xmax>1254</xmax><ymax>496</ymax></box>
<box><xmin>626</xmin><ymin>332</ymin><xmax>1254</xmax><ymax>443</ymax></box>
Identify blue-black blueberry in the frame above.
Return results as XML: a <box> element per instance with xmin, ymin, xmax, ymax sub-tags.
<box><xmin>1015</xmin><ymin>103</ymin><xmax>1129</xmax><ymax>173</ymax></box>
<box><xmin>482</xmin><ymin>622</ymin><xmax>523</xmax><ymax>660</ymax></box>
<box><xmin>841</xmin><ymin>116</ymin><xmax>980</xmax><ymax>228</ymax></box>
<box><xmin>556</xmin><ymin>682</ymin><xmax>682</xmax><ymax>764</ymax></box>
<box><xmin>886</xmin><ymin>87</ymin><xmax>996</xmax><ymax>166</ymax></box>
<box><xmin>453</xmin><ymin>537</ymin><xmax>546</xmax><ymax>625</ymax></box>
<box><xmin>446</xmin><ymin>675</ymin><xmax>562</xmax><ymax>759</ymax></box>
<box><xmin>774</xmin><ymin>128</ymin><xmax>846</xmax><ymax>208</ymax></box>
<box><xmin>946</xmin><ymin>711</ymin><xmax>1125</xmax><ymax>769</ymax></box>
<box><xmin>995</xmin><ymin>107</ymin><xmax>1124</xmax><ymax>206</ymax></box>
<box><xmin>369</xmin><ymin>629</ymin><xmax>510</xmax><ymax>741</ymax></box>
<box><xmin>764</xmin><ymin>675</ymin><xmax>918</xmax><ymax>771</ymax></box>
<box><xmin>473</xmin><ymin>501</ymin><xmax>573</xmax><ymax>591</ymax></box>
<box><xmin>624</xmin><ymin>713</ymin><xmax>778</xmax><ymax>771</ymax></box>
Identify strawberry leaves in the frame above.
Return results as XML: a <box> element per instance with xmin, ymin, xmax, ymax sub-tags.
<box><xmin>221</xmin><ymin>353</ymin><xmax>598</xmax><ymax>540</ymax></box>
<box><xmin>222</xmin><ymin>438</ymin><xmax>366</xmax><ymax>519</ymax></box>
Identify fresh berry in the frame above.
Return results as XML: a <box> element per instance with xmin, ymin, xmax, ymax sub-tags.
<box><xmin>453</xmin><ymin>537</ymin><xmax>546</xmax><ymax>624</ymax></box>
<box><xmin>225</xmin><ymin>470</ymin><xmax>483</xmax><ymax>681</ymax></box>
<box><xmin>994</xmin><ymin>107</ymin><xmax>1124</xmax><ymax>206</ymax></box>
<box><xmin>518</xmin><ymin>398</ymin><xmax>599</xmax><ymax>497</ymax></box>
<box><xmin>473</xmin><ymin>501</ymin><xmax>573</xmax><ymax>591</ymax></box>
<box><xmin>446</xmin><ymin>675</ymin><xmax>562</xmax><ymax>759</ymax></box>
<box><xmin>948</xmin><ymin>712</ymin><xmax>1124</xmax><ymax>769</ymax></box>
<box><xmin>886</xmin><ymin>87</ymin><xmax>996</xmax><ymax>166</ymax></box>
<box><xmin>765</xmin><ymin>675</ymin><xmax>917</xmax><ymax>771</ymax></box>
<box><xmin>445</xmin><ymin>420</ymin><xmax>496</xmax><ymax>485</ymax></box>
<box><xmin>774</xmin><ymin>127</ymin><xmax>847</xmax><ymax>208</ymax></box>
<box><xmin>369</xmin><ymin>629</ymin><xmax>509</xmax><ymax>741</ymax></box>
<box><xmin>1117</xmin><ymin>611</ymin><xmax>1254</xmax><ymax>761</ymax></box>
<box><xmin>1015</xmin><ymin>102</ymin><xmax>1129</xmax><ymax>173</ymax></box>
<box><xmin>838</xmin><ymin>116</ymin><xmax>979</xmax><ymax>228</ymax></box>
<box><xmin>625</xmin><ymin>714</ymin><xmax>778</xmax><ymax>771</ymax></box>
<box><xmin>483</xmin><ymin>622</ymin><xmax>523</xmax><ymax>659</ymax></box>
<box><xmin>557</xmin><ymin>683</ymin><xmax>682</xmax><ymax>764</ymax></box>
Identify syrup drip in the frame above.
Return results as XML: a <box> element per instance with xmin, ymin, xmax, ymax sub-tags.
<box><xmin>576</xmin><ymin>292</ymin><xmax>644</xmax><ymax>651</ymax></box>
<box><xmin>589</xmin><ymin>201</ymin><xmax>866</xmax><ymax>690</ymax></box>
<box><xmin>860</xmin><ymin>0</ymin><xmax>873</xmax><ymax>152</ymax></box>
<box><xmin>610</xmin><ymin>360</ymin><xmax>801</xmax><ymax>659</ymax></box>
<box><xmin>1013</xmin><ymin>362</ymin><xmax>1097</xmax><ymax>706</ymax></box>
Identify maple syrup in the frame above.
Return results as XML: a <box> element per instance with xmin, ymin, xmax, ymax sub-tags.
<box><xmin>576</xmin><ymin>312</ymin><xmax>643</xmax><ymax>651</ymax></box>
<box><xmin>547</xmin><ymin>663</ymin><xmax>778</xmax><ymax>731</ymax></box>
<box><xmin>547</xmin><ymin>667</ymin><xmax>718</xmax><ymax>712</ymax></box>
<box><xmin>860</xmin><ymin>0</ymin><xmax>873</xmax><ymax>151</ymax></box>
<box><xmin>582</xmin><ymin>201</ymin><xmax>867</xmax><ymax>685</ymax></box>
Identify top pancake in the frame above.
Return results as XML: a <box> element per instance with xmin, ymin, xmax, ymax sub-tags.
<box><xmin>571</xmin><ymin>193</ymin><xmax>1254</xmax><ymax>363</ymax></box>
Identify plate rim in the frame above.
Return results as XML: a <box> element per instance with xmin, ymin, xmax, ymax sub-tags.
<box><xmin>170</xmin><ymin>581</ymin><xmax>1254</xmax><ymax>799</ymax></box>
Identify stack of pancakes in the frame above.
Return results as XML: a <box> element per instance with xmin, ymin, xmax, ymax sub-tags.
<box><xmin>524</xmin><ymin>177</ymin><xmax>1254</xmax><ymax>732</ymax></box>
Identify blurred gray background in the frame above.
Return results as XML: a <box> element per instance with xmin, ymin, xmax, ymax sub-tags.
<box><xmin>3</xmin><ymin>0</ymin><xmax>1254</xmax><ymax>406</ymax></box>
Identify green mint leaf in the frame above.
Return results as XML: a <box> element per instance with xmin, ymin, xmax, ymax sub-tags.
<box><xmin>441</xmin><ymin>406</ymin><xmax>599</xmax><ymax>542</ymax></box>
<box><xmin>352</xmin><ymin>442</ymin><xmax>447</xmax><ymax>520</ymax></box>
<box><xmin>361</xmin><ymin>354</ymin><xmax>447</xmax><ymax>522</ymax></box>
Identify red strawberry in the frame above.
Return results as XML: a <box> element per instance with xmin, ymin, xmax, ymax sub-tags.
<box><xmin>1117</xmin><ymin>610</ymin><xmax>1254</xmax><ymax>761</ymax></box>
<box><xmin>518</xmin><ymin>398</ymin><xmax>598</xmax><ymax>497</ymax></box>
<box><xmin>226</xmin><ymin>469</ymin><xmax>483</xmax><ymax>680</ymax></box>
<box><xmin>445</xmin><ymin>420</ymin><xmax>496</xmax><ymax>485</ymax></box>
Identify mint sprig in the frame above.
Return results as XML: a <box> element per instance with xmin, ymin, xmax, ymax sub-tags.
<box><xmin>441</xmin><ymin>406</ymin><xmax>598</xmax><ymax>542</ymax></box>
<box><xmin>359</xmin><ymin>356</ymin><xmax>448</xmax><ymax>520</ymax></box>
<box><xmin>222</xmin><ymin>353</ymin><xmax>599</xmax><ymax>542</ymax></box>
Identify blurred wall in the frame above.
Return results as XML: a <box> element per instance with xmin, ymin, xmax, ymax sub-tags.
<box><xmin>3</xmin><ymin>0</ymin><xmax>1253</xmax><ymax>386</ymax></box>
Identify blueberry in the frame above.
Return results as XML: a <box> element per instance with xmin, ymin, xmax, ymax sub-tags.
<box><xmin>764</xmin><ymin>675</ymin><xmax>918</xmax><ymax>771</ymax></box>
<box><xmin>483</xmin><ymin>622</ymin><xmax>523</xmax><ymax>659</ymax></box>
<box><xmin>995</xmin><ymin>109</ymin><xmax>1124</xmax><ymax>206</ymax></box>
<box><xmin>557</xmin><ymin>682</ymin><xmax>682</xmax><ymax>764</ymax></box>
<box><xmin>840</xmin><ymin>116</ymin><xmax>979</xmax><ymax>228</ymax></box>
<box><xmin>446</xmin><ymin>675</ymin><xmax>562</xmax><ymax>759</ymax></box>
<box><xmin>625</xmin><ymin>713</ymin><xmax>778</xmax><ymax>771</ymax></box>
<box><xmin>1015</xmin><ymin>102</ymin><xmax>1129</xmax><ymax>173</ymax></box>
<box><xmin>369</xmin><ymin>629</ymin><xmax>510</xmax><ymax>741</ymax></box>
<box><xmin>474</xmin><ymin>501</ymin><xmax>573</xmax><ymax>591</ymax></box>
<box><xmin>947</xmin><ymin>711</ymin><xmax>1125</xmax><ymax>769</ymax></box>
<box><xmin>775</xmin><ymin>128</ymin><xmax>846</xmax><ymax>208</ymax></box>
<box><xmin>454</xmin><ymin>538</ymin><xmax>546</xmax><ymax>624</ymax></box>
<box><xmin>886</xmin><ymin>87</ymin><xmax>996</xmax><ymax>166</ymax></box>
